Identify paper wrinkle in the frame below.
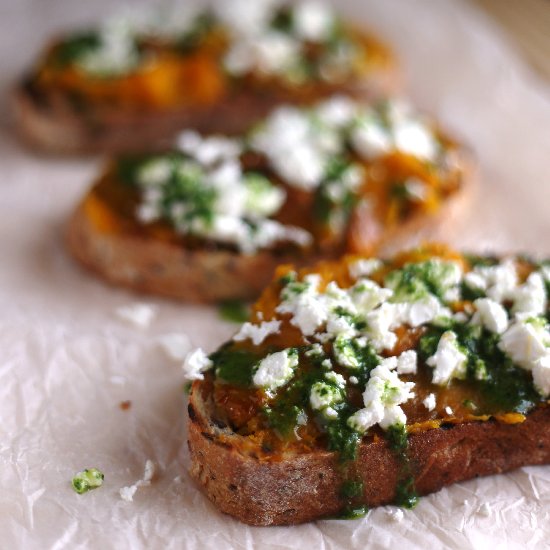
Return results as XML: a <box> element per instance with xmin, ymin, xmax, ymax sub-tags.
<box><xmin>2</xmin><ymin>0</ymin><xmax>550</xmax><ymax>548</ymax></box>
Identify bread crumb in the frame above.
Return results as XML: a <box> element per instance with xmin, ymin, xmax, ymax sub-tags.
<box><xmin>119</xmin><ymin>400</ymin><xmax>131</xmax><ymax>410</ymax></box>
<box><xmin>115</xmin><ymin>303</ymin><xmax>157</xmax><ymax>329</ymax></box>
<box><xmin>119</xmin><ymin>460</ymin><xmax>156</xmax><ymax>502</ymax></box>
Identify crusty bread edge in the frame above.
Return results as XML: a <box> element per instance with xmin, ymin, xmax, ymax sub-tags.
<box><xmin>13</xmin><ymin>64</ymin><xmax>400</xmax><ymax>155</ymax></box>
<box><xmin>65</xmin><ymin>202</ymin><xmax>318</xmax><ymax>303</ymax></box>
<box><xmin>188</xmin><ymin>383</ymin><xmax>550</xmax><ymax>526</ymax></box>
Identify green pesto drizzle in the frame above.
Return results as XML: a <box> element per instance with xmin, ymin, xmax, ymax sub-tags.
<box><xmin>386</xmin><ymin>423</ymin><xmax>419</xmax><ymax>508</ymax></box>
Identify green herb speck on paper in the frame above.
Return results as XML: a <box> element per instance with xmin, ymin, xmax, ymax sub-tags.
<box><xmin>218</xmin><ymin>300</ymin><xmax>250</xmax><ymax>324</ymax></box>
<box><xmin>72</xmin><ymin>468</ymin><xmax>104</xmax><ymax>494</ymax></box>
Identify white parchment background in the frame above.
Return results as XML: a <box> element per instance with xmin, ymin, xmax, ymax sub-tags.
<box><xmin>1</xmin><ymin>1</ymin><xmax>550</xmax><ymax>548</ymax></box>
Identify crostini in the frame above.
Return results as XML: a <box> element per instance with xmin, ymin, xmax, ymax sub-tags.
<box><xmin>186</xmin><ymin>244</ymin><xmax>550</xmax><ymax>525</ymax></box>
<box><xmin>66</xmin><ymin>97</ymin><xmax>471</xmax><ymax>302</ymax></box>
<box><xmin>15</xmin><ymin>0</ymin><xmax>398</xmax><ymax>154</ymax></box>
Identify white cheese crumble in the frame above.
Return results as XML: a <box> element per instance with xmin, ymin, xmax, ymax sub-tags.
<box><xmin>115</xmin><ymin>303</ymin><xmax>157</xmax><ymax>329</ymax></box>
<box><xmin>347</xmin><ymin>362</ymin><xmax>415</xmax><ymax>433</ymax></box>
<box><xmin>310</xmin><ymin>372</ymin><xmax>345</xmax><ymax>418</ymax></box>
<box><xmin>532</xmin><ymin>354</ymin><xmax>550</xmax><ymax>397</ymax></box>
<box><xmin>472</xmin><ymin>298</ymin><xmax>508</xmax><ymax>334</ymax></box>
<box><xmin>396</xmin><ymin>350</ymin><xmax>418</xmax><ymax>375</ymax></box>
<box><xmin>253</xmin><ymin>349</ymin><xmax>299</xmax><ymax>391</ymax></box>
<box><xmin>426</xmin><ymin>331</ymin><xmax>467</xmax><ymax>385</ymax></box>
<box><xmin>467</xmin><ymin>259</ymin><xmax>518</xmax><ymax>303</ymax></box>
<box><xmin>293</xmin><ymin>1</ymin><xmax>334</xmax><ymax>42</ymax></box>
<box><xmin>157</xmin><ymin>333</ymin><xmax>191</xmax><ymax>361</ymax></box>
<box><xmin>423</xmin><ymin>393</ymin><xmax>436</xmax><ymax>411</ymax></box>
<box><xmin>498</xmin><ymin>318</ymin><xmax>549</xmax><ymax>371</ymax></box>
<box><xmin>136</xmin><ymin>132</ymin><xmax>313</xmax><ymax>254</ymax></box>
<box><xmin>182</xmin><ymin>348</ymin><xmax>213</xmax><ymax>381</ymax></box>
<box><xmin>444</xmin><ymin>406</ymin><xmax>453</xmax><ymax>416</ymax></box>
<box><xmin>119</xmin><ymin>460</ymin><xmax>156</xmax><ymax>502</ymax></box>
<box><xmin>348</xmin><ymin>258</ymin><xmax>383</xmax><ymax>280</ymax></box>
<box><xmin>386</xmin><ymin>507</ymin><xmax>405</xmax><ymax>523</ymax></box>
<box><xmin>511</xmin><ymin>272</ymin><xmax>547</xmax><ymax>317</ymax></box>
<box><xmin>233</xmin><ymin>320</ymin><xmax>281</xmax><ymax>345</ymax></box>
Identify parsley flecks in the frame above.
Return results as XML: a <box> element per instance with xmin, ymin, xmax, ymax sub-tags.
<box><xmin>52</xmin><ymin>32</ymin><xmax>101</xmax><ymax>67</ymax></box>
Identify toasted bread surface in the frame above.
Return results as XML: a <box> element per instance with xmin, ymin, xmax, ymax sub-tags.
<box><xmin>188</xmin><ymin>388</ymin><xmax>550</xmax><ymax>526</ymax></box>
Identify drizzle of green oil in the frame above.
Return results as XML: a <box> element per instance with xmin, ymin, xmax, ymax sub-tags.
<box><xmin>210</xmin><ymin>345</ymin><xmax>259</xmax><ymax>387</ymax></box>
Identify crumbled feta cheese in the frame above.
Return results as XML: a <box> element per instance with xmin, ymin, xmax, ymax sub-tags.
<box><xmin>310</xmin><ymin>377</ymin><xmax>344</xmax><ymax>417</ymax></box>
<box><xmin>423</xmin><ymin>393</ymin><xmax>436</xmax><ymax>411</ymax></box>
<box><xmin>426</xmin><ymin>331</ymin><xmax>468</xmax><ymax>385</ymax></box>
<box><xmin>511</xmin><ymin>272</ymin><xmax>547</xmax><ymax>317</ymax></box>
<box><xmin>396</xmin><ymin>350</ymin><xmax>418</xmax><ymax>375</ymax></box>
<box><xmin>214</xmin><ymin>0</ymin><xmax>278</xmax><ymax>36</ymax></box>
<box><xmin>477</xmin><ymin>503</ymin><xmax>492</xmax><ymax>517</ymax></box>
<box><xmin>293</xmin><ymin>1</ymin><xmax>334</xmax><ymax>42</ymax></box>
<box><xmin>444</xmin><ymin>406</ymin><xmax>453</xmax><ymax>416</ymax></box>
<box><xmin>394</xmin><ymin>120</ymin><xmax>438</xmax><ymax>161</ymax></box>
<box><xmin>115</xmin><ymin>303</ymin><xmax>157</xmax><ymax>329</ymax></box>
<box><xmin>321</xmin><ymin>358</ymin><xmax>332</xmax><ymax>369</ymax></box>
<box><xmin>498</xmin><ymin>318</ymin><xmax>549</xmax><ymax>371</ymax></box>
<box><xmin>276</xmin><ymin>274</ymin><xmax>327</xmax><ymax>335</ymax></box>
<box><xmin>349</xmin><ymin>375</ymin><xmax>359</xmax><ymax>385</ymax></box>
<box><xmin>316</xmin><ymin>96</ymin><xmax>357</xmax><ymax>128</ymax></box>
<box><xmin>472</xmin><ymin>260</ymin><xmax>518</xmax><ymax>303</ymax></box>
<box><xmin>350</xmin><ymin>280</ymin><xmax>393</xmax><ymax>314</ymax></box>
<box><xmin>325</xmin><ymin>371</ymin><xmax>346</xmax><ymax>387</ymax></box>
<box><xmin>138</xmin><ymin>158</ymin><xmax>173</xmax><ymax>186</ymax></box>
<box><xmin>233</xmin><ymin>320</ymin><xmax>281</xmax><ymax>345</ymax></box>
<box><xmin>532</xmin><ymin>354</ymin><xmax>550</xmax><ymax>396</ymax></box>
<box><xmin>333</xmin><ymin>334</ymin><xmax>361</xmax><ymax>369</ymax></box>
<box><xmin>472</xmin><ymin>298</ymin><xmax>508</xmax><ymax>334</ymax></box>
<box><xmin>348</xmin><ymin>258</ymin><xmax>383</xmax><ymax>280</ymax></box>
<box><xmin>464</xmin><ymin>271</ymin><xmax>487</xmax><ymax>293</ymax></box>
<box><xmin>253</xmin><ymin>349</ymin><xmax>299</xmax><ymax>391</ymax></box>
<box><xmin>182</xmin><ymin>348</ymin><xmax>213</xmax><ymax>381</ymax></box>
<box><xmin>364</xmin><ymin>303</ymin><xmax>401</xmax><ymax>351</ymax></box>
<box><xmin>119</xmin><ymin>460</ymin><xmax>156</xmax><ymax>502</ymax></box>
<box><xmin>400</xmin><ymin>295</ymin><xmax>451</xmax><ymax>327</ymax></box>
<box><xmin>347</xmin><ymin>362</ymin><xmax>415</xmax><ymax>433</ymax></box>
<box><xmin>158</xmin><ymin>333</ymin><xmax>191</xmax><ymax>361</ymax></box>
<box><xmin>351</xmin><ymin>121</ymin><xmax>392</xmax><ymax>160</ymax></box>
<box><xmin>404</xmin><ymin>177</ymin><xmax>428</xmax><ymax>201</ymax></box>
<box><xmin>386</xmin><ymin>507</ymin><xmax>405</xmax><ymax>523</ymax></box>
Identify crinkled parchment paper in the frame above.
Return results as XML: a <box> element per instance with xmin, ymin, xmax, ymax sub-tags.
<box><xmin>1</xmin><ymin>1</ymin><xmax>550</xmax><ymax>548</ymax></box>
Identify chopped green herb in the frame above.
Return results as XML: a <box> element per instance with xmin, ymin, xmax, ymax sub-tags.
<box><xmin>218</xmin><ymin>300</ymin><xmax>250</xmax><ymax>324</ymax></box>
<box><xmin>72</xmin><ymin>468</ymin><xmax>104</xmax><ymax>494</ymax></box>
<box><xmin>211</xmin><ymin>345</ymin><xmax>259</xmax><ymax>387</ymax></box>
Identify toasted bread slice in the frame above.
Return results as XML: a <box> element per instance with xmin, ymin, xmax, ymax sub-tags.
<box><xmin>14</xmin><ymin>2</ymin><xmax>399</xmax><ymax>154</ymax></box>
<box><xmin>186</xmin><ymin>246</ymin><xmax>550</xmax><ymax>525</ymax></box>
<box><xmin>66</xmin><ymin>98</ymin><xmax>472</xmax><ymax>302</ymax></box>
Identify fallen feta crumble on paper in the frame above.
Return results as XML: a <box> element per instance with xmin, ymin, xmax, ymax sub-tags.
<box><xmin>386</xmin><ymin>507</ymin><xmax>404</xmax><ymax>522</ymax></box>
<box><xmin>115</xmin><ymin>303</ymin><xmax>157</xmax><ymax>328</ymax></box>
<box><xmin>119</xmin><ymin>460</ymin><xmax>156</xmax><ymax>502</ymax></box>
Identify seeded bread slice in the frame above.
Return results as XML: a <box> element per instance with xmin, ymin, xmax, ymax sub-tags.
<box><xmin>65</xmin><ymin>159</ymin><xmax>472</xmax><ymax>303</ymax></box>
<box><xmin>14</xmin><ymin>66</ymin><xmax>399</xmax><ymax>155</ymax></box>
<box><xmin>188</xmin><ymin>384</ymin><xmax>550</xmax><ymax>526</ymax></box>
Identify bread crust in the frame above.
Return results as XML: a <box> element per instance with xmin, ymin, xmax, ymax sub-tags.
<box><xmin>14</xmin><ymin>65</ymin><xmax>400</xmax><ymax>155</ymax></box>
<box><xmin>66</xmin><ymin>201</ymin><xmax>327</xmax><ymax>302</ymax></box>
<box><xmin>188</xmin><ymin>384</ymin><xmax>550</xmax><ymax>526</ymax></box>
